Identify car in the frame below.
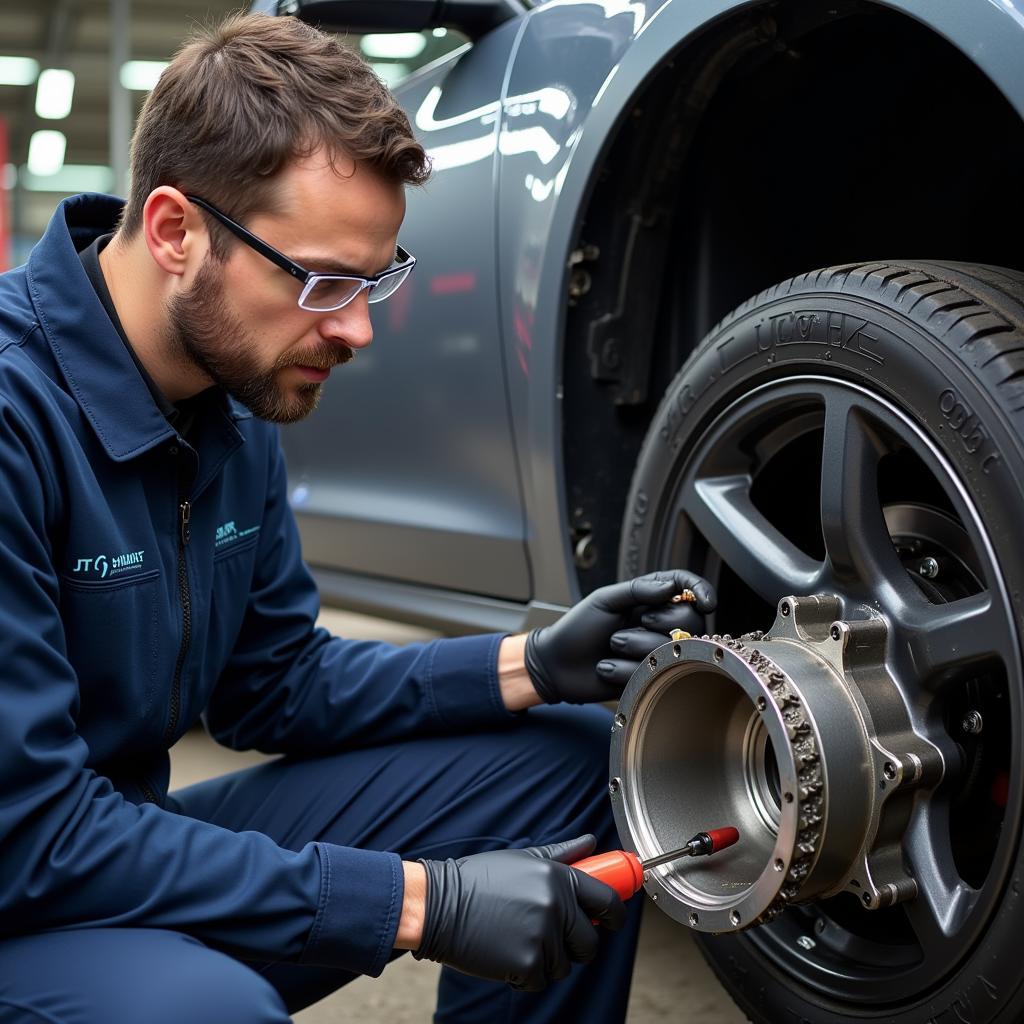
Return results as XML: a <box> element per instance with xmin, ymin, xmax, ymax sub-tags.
<box><xmin>258</xmin><ymin>0</ymin><xmax>1024</xmax><ymax>1020</ymax></box>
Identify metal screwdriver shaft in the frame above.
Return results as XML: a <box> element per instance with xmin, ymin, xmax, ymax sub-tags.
<box><xmin>570</xmin><ymin>827</ymin><xmax>741</xmax><ymax>903</ymax></box>
<box><xmin>640</xmin><ymin>828</ymin><xmax>740</xmax><ymax>870</ymax></box>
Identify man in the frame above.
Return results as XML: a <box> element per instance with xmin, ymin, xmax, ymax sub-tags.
<box><xmin>0</xmin><ymin>14</ymin><xmax>714</xmax><ymax>1023</ymax></box>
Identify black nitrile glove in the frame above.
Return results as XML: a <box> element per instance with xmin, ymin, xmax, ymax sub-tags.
<box><xmin>413</xmin><ymin>835</ymin><xmax>625</xmax><ymax>991</ymax></box>
<box><xmin>524</xmin><ymin>569</ymin><xmax>716</xmax><ymax>703</ymax></box>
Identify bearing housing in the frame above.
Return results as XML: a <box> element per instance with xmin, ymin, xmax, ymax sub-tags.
<box><xmin>609</xmin><ymin>594</ymin><xmax>945</xmax><ymax>932</ymax></box>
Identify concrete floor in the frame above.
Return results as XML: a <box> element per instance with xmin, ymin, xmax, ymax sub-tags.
<box><xmin>168</xmin><ymin>608</ymin><xmax>747</xmax><ymax>1023</ymax></box>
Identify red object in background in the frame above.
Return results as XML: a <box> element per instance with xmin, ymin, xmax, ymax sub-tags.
<box><xmin>387</xmin><ymin>268</ymin><xmax>413</xmax><ymax>332</ymax></box>
<box><xmin>429</xmin><ymin>271</ymin><xmax>477</xmax><ymax>296</ymax></box>
<box><xmin>992</xmin><ymin>770</ymin><xmax>1010</xmax><ymax>807</ymax></box>
<box><xmin>0</xmin><ymin>118</ymin><xmax>9</xmax><ymax>272</ymax></box>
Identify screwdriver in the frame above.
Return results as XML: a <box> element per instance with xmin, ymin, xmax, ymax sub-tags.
<box><xmin>571</xmin><ymin>828</ymin><xmax>740</xmax><ymax>902</ymax></box>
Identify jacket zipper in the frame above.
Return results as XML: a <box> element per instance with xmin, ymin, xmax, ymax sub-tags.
<box><xmin>139</xmin><ymin>777</ymin><xmax>160</xmax><ymax>804</ymax></box>
<box><xmin>164</xmin><ymin>496</ymin><xmax>192</xmax><ymax>742</ymax></box>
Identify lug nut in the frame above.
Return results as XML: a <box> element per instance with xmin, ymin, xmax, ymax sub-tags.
<box><xmin>918</xmin><ymin>557</ymin><xmax>939</xmax><ymax>579</ymax></box>
<box><xmin>962</xmin><ymin>710</ymin><xmax>984</xmax><ymax>735</ymax></box>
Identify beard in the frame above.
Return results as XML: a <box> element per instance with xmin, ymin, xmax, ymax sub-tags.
<box><xmin>165</xmin><ymin>256</ymin><xmax>351</xmax><ymax>424</ymax></box>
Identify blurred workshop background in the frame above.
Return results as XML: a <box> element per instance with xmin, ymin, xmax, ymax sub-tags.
<box><xmin>0</xmin><ymin>0</ymin><xmax>464</xmax><ymax>264</ymax></box>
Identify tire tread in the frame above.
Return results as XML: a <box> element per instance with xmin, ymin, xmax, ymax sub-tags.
<box><xmin>694</xmin><ymin>260</ymin><xmax>1024</xmax><ymax>466</ymax></box>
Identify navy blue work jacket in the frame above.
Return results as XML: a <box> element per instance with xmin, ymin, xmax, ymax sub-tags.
<box><xmin>0</xmin><ymin>194</ymin><xmax>511</xmax><ymax>976</ymax></box>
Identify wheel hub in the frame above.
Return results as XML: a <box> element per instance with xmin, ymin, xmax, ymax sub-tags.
<box><xmin>610</xmin><ymin>594</ymin><xmax>946</xmax><ymax>933</ymax></box>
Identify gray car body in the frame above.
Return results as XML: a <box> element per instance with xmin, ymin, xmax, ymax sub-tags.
<box><xmin>277</xmin><ymin>0</ymin><xmax>1024</xmax><ymax>634</ymax></box>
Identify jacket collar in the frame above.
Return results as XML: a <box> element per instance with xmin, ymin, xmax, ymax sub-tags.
<box><xmin>25</xmin><ymin>193</ymin><xmax>251</xmax><ymax>463</ymax></box>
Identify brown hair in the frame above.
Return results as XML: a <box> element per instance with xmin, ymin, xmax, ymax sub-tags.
<box><xmin>118</xmin><ymin>13</ymin><xmax>430</xmax><ymax>253</ymax></box>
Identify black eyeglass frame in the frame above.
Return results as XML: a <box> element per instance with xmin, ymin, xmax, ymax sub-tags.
<box><xmin>186</xmin><ymin>194</ymin><xmax>416</xmax><ymax>312</ymax></box>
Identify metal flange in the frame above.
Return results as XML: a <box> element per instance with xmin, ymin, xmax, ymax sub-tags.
<box><xmin>609</xmin><ymin>595</ymin><xmax>944</xmax><ymax>933</ymax></box>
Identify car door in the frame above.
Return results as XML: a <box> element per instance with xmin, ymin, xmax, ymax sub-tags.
<box><xmin>280</xmin><ymin>21</ymin><xmax>532</xmax><ymax>603</ymax></box>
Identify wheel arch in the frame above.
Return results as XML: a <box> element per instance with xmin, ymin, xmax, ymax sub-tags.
<box><xmin>549</xmin><ymin>0</ymin><xmax>1024</xmax><ymax>598</ymax></box>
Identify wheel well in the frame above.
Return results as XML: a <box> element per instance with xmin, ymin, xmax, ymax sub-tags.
<box><xmin>562</xmin><ymin>0</ymin><xmax>1024</xmax><ymax>594</ymax></box>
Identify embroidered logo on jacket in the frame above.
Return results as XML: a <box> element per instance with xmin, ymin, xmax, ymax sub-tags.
<box><xmin>214</xmin><ymin>520</ymin><xmax>260</xmax><ymax>548</ymax></box>
<box><xmin>72</xmin><ymin>549</ymin><xmax>145</xmax><ymax>578</ymax></box>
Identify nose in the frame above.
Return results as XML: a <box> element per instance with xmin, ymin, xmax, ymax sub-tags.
<box><xmin>317</xmin><ymin>291</ymin><xmax>373</xmax><ymax>350</ymax></box>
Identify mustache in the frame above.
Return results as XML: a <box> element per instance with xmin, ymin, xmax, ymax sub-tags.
<box><xmin>276</xmin><ymin>343</ymin><xmax>353</xmax><ymax>372</ymax></box>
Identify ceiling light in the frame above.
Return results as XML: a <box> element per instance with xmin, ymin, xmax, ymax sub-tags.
<box><xmin>371</xmin><ymin>62</ymin><xmax>409</xmax><ymax>88</ymax></box>
<box><xmin>120</xmin><ymin>60</ymin><xmax>168</xmax><ymax>91</ymax></box>
<box><xmin>0</xmin><ymin>56</ymin><xmax>39</xmax><ymax>86</ymax></box>
<box><xmin>19</xmin><ymin>163</ymin><xmax>114</xmax><ymax>193</ymax></box>
<box><xmin>27</xmin><ymin>130</ymin><xmax>66</xmax><ymax>176</ymax></box>
<box><xmin>360</xmin><ymin>33</ymin><xmax>427</xmax><ymax>60</ymax></box>
<box><xmin>35</xmin><ymin>68</ymin><xmax>75</xmax><ymax>119</ymax></box>
<box><xmin>432</xmin><ymin>28</ymin><xmax>448</xmax><ymax>38</ymax></box>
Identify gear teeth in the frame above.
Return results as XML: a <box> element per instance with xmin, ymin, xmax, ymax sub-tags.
<box><xmin>711</xmin><ymin>632</ymin><xmax>824</xmax><ymax>926</ymax></box>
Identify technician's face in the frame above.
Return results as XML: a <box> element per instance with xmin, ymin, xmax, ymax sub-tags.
<box><xmin>168</xmin><ymin>152</ymin><xmax>406</xmax><ymax>423</ymax></box>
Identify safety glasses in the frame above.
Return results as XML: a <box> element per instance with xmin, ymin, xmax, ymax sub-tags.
<box><xmin>186</xmin><ymin>194</ymin><xmax>416</xmax><ymax>312</ymax></box>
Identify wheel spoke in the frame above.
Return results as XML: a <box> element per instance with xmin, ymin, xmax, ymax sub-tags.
<box><xmin>681</xmin><ymin>474</ymin><xmax>823</xmax><ymax>603</ymax></box>
<box><xmin>819</xmin><ymin>395</ymin><xmax>912</xmax><ymax>599</ymax></box>
<box><xmin>899</xmin><ymin>591</ymin><xmax>1004</xmax><ymax>687</ymax></box>
<box><xmin>903</xmin><ymin>804</ymin><xmax>978</xmax><ymax>957</ymax></box>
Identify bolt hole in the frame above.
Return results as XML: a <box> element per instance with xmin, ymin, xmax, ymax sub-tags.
<box><xmin>648</xmin><ymin>655</ymin><xmax>657</xmax><ymax>669</ymax></box>
<box><xmin>672</xmin><ymin>643</ymin><xmax>681</xmax><ymax>657</ymax></box>
<box><xmin>862</xmin><ymin>892</ymin><xmax>872</xmax><ymax>906</ymax></box>
<box><xmin>781</xmin><ymin>602</ymin><xmax>791</xmax><ymax>617</ymax></box>
<box><xmin>830</xmin><ymin>624</ymin><xmax>841</xmax><ymax>641</ymax></box>
<box><xmin>713</xmin><ymin>648</ymin><xmax>724</xmax><ymax>663</ymax></box>
<box><xmin>783</xmin><ymin>791</ymin><xmax>794</xmax><ymax>804</ymax></box>
<box><xmin>756</xmin><ymin>696</ymin><xmax>767</xmax><ymax>711</ymax></box>
<box><xmin>688</xmin><ymin>913</ymin><xmax>698</xmax><ymax>926</ymax></box>
<box><xmin>608</xmin><ymin>778</ymin><xmax>620</xmax><ymax>795</ymax></box>
<box><xmin>883</xmin><ymin>761</ymin><xmax>897</xmax><ymax>781</ymax></box>
<box><xmin>730</xmin><ymin>911</ymin><xmax>741</xmax><ymax>926</ymax></box>
<box><xmin>774</xmin><ymin>859</ymin><xmax>784</xmax><ymax>872</ymax></box>
<box><xmin>613</xmin><ymin>713</ymin><xmax>626</xmax><ymax>729</ymax></box>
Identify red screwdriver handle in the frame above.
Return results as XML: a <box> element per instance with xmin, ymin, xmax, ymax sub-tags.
<box><xmin>705</xmin><ymin>827</ymin><xmax>740</xmax><ymax>853</ymax></box>
<box><xmin>570</xmin><ymin>849</ymin><xmax>644</xmax><ymax>901</ymax></box>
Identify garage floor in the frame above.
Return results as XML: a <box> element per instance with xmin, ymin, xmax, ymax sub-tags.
<box><xmin>168</xmin><ymin>608</ymin><xmax>746</xmax><ymax>1023</ymax></box>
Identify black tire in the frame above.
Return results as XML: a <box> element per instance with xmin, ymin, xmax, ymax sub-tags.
<box><xmin>618</xmin><ymin>261</ymin><xmax>1024</xmax><ymax>1022</ymax></box>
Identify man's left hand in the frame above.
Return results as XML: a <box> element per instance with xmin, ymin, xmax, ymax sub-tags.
<box><xmin>523</xmin><ymin>569</ymin><xmax>716</xmax><ymax>704</ymax></box>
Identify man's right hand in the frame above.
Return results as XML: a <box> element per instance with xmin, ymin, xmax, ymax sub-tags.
<box><xmin>410</xmin><ymin>835</ymin><xmax>626</xmax><ymax>990</ymax></box>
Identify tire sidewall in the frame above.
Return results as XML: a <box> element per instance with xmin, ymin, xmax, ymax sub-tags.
<box><xmin>619</xmin><ymin>285</ymin><xmax>1024</xmax><ymax>1022</ymax></box>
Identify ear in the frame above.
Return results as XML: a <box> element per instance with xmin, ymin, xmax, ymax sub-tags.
<box><xmin>142</xmin><ymin>187</ymin><xmax>207</xmax><ymax>277</ymax></box>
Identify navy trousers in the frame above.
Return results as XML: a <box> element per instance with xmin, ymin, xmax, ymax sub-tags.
<box><xmin>0</xmin><ymin>704</ymin><xmax>642</xmax><ymax>1023</ymax></box>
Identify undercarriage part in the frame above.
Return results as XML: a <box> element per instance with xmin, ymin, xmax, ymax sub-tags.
<box><xmin>610</xmin><ymin>594</ymin><xmax>945</xmax><ymax>934</ymax></box>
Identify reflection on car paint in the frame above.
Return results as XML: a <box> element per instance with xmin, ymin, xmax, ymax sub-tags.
<box><xmin>430</xmin><ymin>272</ymin><xmax>478</xmax><ymax>296</ymax></box>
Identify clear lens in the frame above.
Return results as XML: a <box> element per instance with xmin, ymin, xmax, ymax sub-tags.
<box><xmin>300</xmin><ymin>276</ymin><xmax>364</xmax><ymax>311</ymax></box>
<box><xmin>367</xmin><ymin>265</ymin><xmax>413</xmax><ymax>303</ymax></box>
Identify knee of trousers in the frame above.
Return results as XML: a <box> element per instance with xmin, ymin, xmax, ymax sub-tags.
<box><xmin>0</xmin><ymin>929</ymin><xmax>291</xmax><ymax>1024</ymax></box>
<box><xmin>139</xmin><ymin>942</ymin><xmax>291</xmax><ymax>1024</ymax></box>
<box><xmin>531</xmin><ymin>704</ymin><xmax>620</xmax><ymax>845</ymax></box>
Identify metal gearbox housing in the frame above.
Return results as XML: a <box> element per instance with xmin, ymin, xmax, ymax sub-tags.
<box><xmin>609</xmin><ymin>594</ymin><xmax>945</xmax><ymax>933</ymax></box>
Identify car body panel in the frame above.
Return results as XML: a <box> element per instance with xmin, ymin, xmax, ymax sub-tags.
<box><xmin>281</xmin><ymin>21</ymin><xmax>534</xmax><ymax>603</ymax></box>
